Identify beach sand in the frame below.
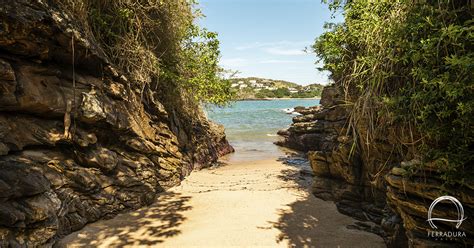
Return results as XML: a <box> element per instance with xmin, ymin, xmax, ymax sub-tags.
<box><xmin>58</xmin><ymin>155</ymin><xmax>385</xmax><ymax>247</ymax></box>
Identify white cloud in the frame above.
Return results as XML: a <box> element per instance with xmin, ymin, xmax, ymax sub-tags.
<box><xmin>264</xmin><ymin>48</ymin><xmax>306</xmax><ymax>56</ymax></box>
<box><xmin>235</xmin><ymin>40</ymin><xmax>311</xmax><ymax>50</ymax></box>
<box><xmin>235</xmin><ymin>40</ymin><xmax>311</xmax><ymax>56</ymax></box>
<box><xmin>258</xmin><ymin>59</ymin><xmax>302</xmax><ymax>64</ymax></box>
<box><xmin>235</xmin><ymin>43</ymin><xmax>259</xmax><ymax>51</ymax></box>
<box><xmin>219</xmin><ymin>58</ymin><xmax>248</xmax><ymax>68</ymax></box>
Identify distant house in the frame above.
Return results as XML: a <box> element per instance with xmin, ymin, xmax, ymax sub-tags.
<box><xmin>250</xmin><ymin>82</ymin><xmax>264</xmax><ymax>87</ymax></box>
<box><xmin>238</xmin><ymin>81</ymin><xmax>245</xmax><ymax>84</ymax></box>
<box><xmin>239</xmin><ymin>84</ymin><xmax>248</xmax><ymax>89</ymax></box>
<box><xmin>231</xmin><ymin>83</ymin><xmax>239</xmax><ymax>88</ymax></box>
<box><xmin>288</xmin><ymin>87</ymin><xmax>298</xmax><ymax>93</ymax></box>
<box><xmin>249</xmin><ymin>80</ymin><xmax>257</xmax><ymax>84</ymax></box>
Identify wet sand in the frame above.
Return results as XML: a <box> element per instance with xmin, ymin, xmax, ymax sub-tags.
<box><xmin>58</xmin><ymin>156</ymin><xmax>385</xmax><ymax>247</ymax></box>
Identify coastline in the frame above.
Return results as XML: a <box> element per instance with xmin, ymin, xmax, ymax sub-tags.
<box><xmin>236</xmin><ymin>97</ymin><xmax>321</xmax><ymax>101</ymax></box>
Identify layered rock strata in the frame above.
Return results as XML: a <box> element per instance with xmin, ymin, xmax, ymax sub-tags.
<box><xmin>277</xmin><ymin>85</ymin><xmax>473</xmax><ymax>247</ymax></box>
<box><xmin>0</xmin><ymin>1</ymin><xmax>233</xmax><ymax>246</ymax></box>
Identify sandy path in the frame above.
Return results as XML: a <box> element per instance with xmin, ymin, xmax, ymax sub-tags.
<box><xmin>58</xmin><ymin>157</ymin><xmax>385</xmax><ymax>248</ymax></box>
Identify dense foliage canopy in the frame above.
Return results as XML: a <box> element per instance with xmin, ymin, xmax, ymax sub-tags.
<box><xmin>58</xmin><ymin>0</ymin><xmax>232</xmax><ymax>106</ymax></box>
<box><xmin>314</xmin><ymin>0</ymin><xmax>473</xmax><ymax>185</ymax></box>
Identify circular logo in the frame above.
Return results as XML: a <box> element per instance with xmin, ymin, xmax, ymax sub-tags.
<box><xmin>427</xmin><ymin>196</ymin><xmax>467</xmax><ymax>229</ymax></box>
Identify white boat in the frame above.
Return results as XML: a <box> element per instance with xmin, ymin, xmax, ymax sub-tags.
<box><xmin>283</xmin><ymin>108</ymin><xmax>294</xmax><ymax>114</ymax></box>
<box><xmin>282</xmin><ymin>108</ymin><xmax>302</xmax><ymax>115</ymax></box>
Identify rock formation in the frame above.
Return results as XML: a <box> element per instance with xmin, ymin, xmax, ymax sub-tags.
<box><xmin>0</xmin><ymin>0</ymin><xmax>233</xmax><ymax>246</ymax></box>
<box><xmin>277</xmin><ymin>85</ymin><xmax>473</xmax><ymax>247</ymax></box>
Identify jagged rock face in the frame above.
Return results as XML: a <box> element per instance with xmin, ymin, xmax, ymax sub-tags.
<box><xmin>276</xmin><ymin>86</ymin><xmax>358</xmax><ymax>184</ymax></box>
<box><xmin>276</xmin><ymin>86</ymin><xmax>405</xmax><ymax>247</ymax></box>
<box><xmin>276</xmin><ymin>85</ymin><xmax>473</xmax><ymax>247</ymax></box>
<box><xmin>0</xmin><ymin>0</ymin><xmax>233</xmax><ymax>246</ymax></box>
<box><xmin>386</xmin><ymin>163</ymin><xmax>474</xmax><ymax>247</ymax></box>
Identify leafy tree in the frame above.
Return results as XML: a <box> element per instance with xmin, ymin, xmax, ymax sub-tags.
<box><xmin>274</xmin><ymin>88</ymin><xmax>291</xmax><ymax>98</ymax></box>
<box><xmin>314</xmin><ymin>1</ymin><xmax>473</xmax><ymax>185</ymax></box>
<box><xmin>59</xmin><ymin>0</ymin><xmax>233</xmax><ymax>107</ymax></box>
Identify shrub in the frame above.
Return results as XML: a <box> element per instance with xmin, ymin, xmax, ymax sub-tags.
<box><xmin>56</xmin><ymin>0</ymin><xmax>232</xmax><ymax>107</ymax></box>
<box><xmin>314</xmin><ymin>1</ymin><xmax>473</xmax><ymax>185</ymax></box>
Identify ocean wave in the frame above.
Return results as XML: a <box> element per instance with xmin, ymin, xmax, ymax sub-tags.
<box><xmin>266</xmin><ymin>134</ymin><xmax>278</xmax><ymax>137</ymax></box>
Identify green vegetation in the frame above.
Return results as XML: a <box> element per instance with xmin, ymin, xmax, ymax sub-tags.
<box><xmin>254</xmin><ymin>88</ymin><xmax>290</xmax><ymax>98</ymax></box>
<box><xmin>254</xmin><ymin>87</ymin><xmax>322</xmax><ymax>99</ymax></box>
<box><xmin>57</xmin><ymin>0</ymin><xmax>232</xmax><ymax>107</ymax></box>
<box><xmin>315</xmin><ymin>1</ymin><xmax>473</xmax><ymax>185</ymax></box>
<box><xmin>228</xmin><ymin>77</ymin><xmax>323</xmax><ymax>99</ymax></box>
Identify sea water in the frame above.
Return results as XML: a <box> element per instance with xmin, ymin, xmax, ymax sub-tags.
<box><xmin>206</xmin><ymin>99</ymin><xmax>320</xmax><ymax>162</ymax></box>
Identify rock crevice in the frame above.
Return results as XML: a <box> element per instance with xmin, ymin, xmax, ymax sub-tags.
<box><xmin>277</xmin><ymin>85</ymin><xmax>473</xmax><ymax>247</ymax></box>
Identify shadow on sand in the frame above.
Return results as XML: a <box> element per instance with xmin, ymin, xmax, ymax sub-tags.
<box><xmin>276</xmin><ymin>153</ymin><xmax>314</xmax><ymax>190</ymax></box>
<box><xmin>273</xmin><ymin>198</ymin><xmax>322</xmax><ymax>248</ymax></box>
<box><xmin>273</xmin><ymin>154</ymin><xmax>323</xmax><ymax>247</ymax></box>
<box><xmin>271</xmin><ymin>154</ymin><xmax>385</xmax><ymax>248</ymax></box>
<box><xmin>271</xmin><ymin>191</ymin><xmax>385</xmax><ymax>248</ymax></box>
<box><xmin>58</xmin><ymin>192</ymin><xmax>192</xmax><ymax>247</ymax></box>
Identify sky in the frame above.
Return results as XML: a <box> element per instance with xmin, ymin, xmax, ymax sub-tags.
<box><xmin>197</xmin><ymin>0</ymin><xmax>343</xmax><ymax>85</ymax></box>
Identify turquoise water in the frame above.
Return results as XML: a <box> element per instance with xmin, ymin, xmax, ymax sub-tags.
<box><xmin>206</xmin><ymin>99</ymin><xmax>320</xmax><ymax>162</ymax></box>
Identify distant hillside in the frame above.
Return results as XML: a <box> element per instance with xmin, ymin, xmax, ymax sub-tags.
<box><xmin>227</xmin><ymin>77</ymin><xmax>324</xmax><ymax>99</ymax></box>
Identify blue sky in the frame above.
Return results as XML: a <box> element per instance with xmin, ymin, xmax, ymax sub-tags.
<box><xmin>197</xmin><ymin>0</ymin><xmax>342</xmax><ymax>85</ymax></box>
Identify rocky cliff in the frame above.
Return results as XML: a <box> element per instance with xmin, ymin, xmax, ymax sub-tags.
<box><xmin>0</xmin><ymin>1</ymin><xmax>233</xmax><ymax>246</ymax></box>
<box><xmin>277</xmin><ymin>85</ymin><xmax>473</xmax><ymax>247</ymax></box>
